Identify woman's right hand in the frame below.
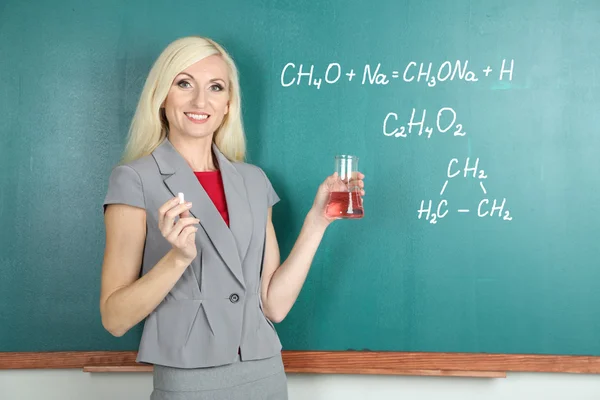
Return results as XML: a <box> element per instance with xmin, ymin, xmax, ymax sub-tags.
<box><xmin>158</xmin><ymin>196</ymin><xmax>200</xmax><ymax>264</ymax></box>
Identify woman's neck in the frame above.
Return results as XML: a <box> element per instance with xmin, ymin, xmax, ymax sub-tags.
<box><xmin>169</xmin><ymin>134</ymin><xmax>218</xmax><ymax>171</ymax></box>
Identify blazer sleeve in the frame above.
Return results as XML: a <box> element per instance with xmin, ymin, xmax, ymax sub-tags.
<box><xmin>259</xmin><ymin>168</ymin><xmax>280</xmax><ymax>208</ymax></box>
<box><xmin>103</xmin><ymin>165</ymin><xmax>146</xmax><ymax>212</ymax></box>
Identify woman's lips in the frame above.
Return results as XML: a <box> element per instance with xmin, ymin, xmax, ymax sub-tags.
<box><xmin>184</xmin><ymin>112</ymin><xmax>210</xmax><ymax>124</ymax></box>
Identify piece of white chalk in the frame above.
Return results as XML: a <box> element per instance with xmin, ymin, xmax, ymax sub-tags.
<box><xmin>178</xmin><ymin>192</ymin><xmax>185</xmax><ymax>204</ymax></box>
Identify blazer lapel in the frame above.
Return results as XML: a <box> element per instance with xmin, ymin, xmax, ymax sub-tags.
<box><xmin>151</xmin><ymin>138</ymin><xmax>250</xmax><ymax>289</ymax></box>
<box><xmin>213</xmin><ymin>143</ymin><xmax>253</xmax><ymax>266</ymax></box>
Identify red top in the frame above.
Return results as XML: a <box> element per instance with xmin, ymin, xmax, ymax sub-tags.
<box><xmin>193</xmin><ymin>170</ymin><xmax>229</xmax><ymax>226</ymax></box>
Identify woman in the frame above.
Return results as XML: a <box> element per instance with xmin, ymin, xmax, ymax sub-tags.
<box><xmin>100</xmin><ymin>36</ymin><xmax>365</xmax><ymax>399</ymax></box>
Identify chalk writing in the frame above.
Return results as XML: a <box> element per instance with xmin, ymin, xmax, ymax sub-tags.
<box><xmin>278</xmin><ymin>57</ymin><xmax>516</xmax><ymax>224</ymax></box>
<box><xmin>418</xmin><ymin>158</ymin><xmax>513</xmax><ymax>224</ymax></box>
<box><xmin>383</xmin><ymin>108</ymin><xmax>466</xmax><ymax>139</ymax></box>
<box><xmin>280</xmin><ymin>59</ymin><xmax>514</xmax><ymax>88</ymax></box>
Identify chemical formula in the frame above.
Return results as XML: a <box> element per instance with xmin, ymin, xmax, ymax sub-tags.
<box><xmin>418</xmin><ymin>158</ymin><xmax>513</xmax><ymax>224</ymax></box>
<box><xmin>383</xmin><ymin>107</ymin><xmax>466</xmax><ymax>139</ymax></box>
<box><xmin>279</xmin><ymin>56</ymin><xmax>517</xmax><ymax>224</ymax></box>
<box><xmin>280</xmin><ymin>59</ymin><xmax>514</xmax><ymax>89</ymax></box>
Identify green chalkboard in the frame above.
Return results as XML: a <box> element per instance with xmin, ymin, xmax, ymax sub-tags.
<box><xmin>2</xmin><ymin>0</ymin><xmax>600</xmax><ymax>357</ymax></box>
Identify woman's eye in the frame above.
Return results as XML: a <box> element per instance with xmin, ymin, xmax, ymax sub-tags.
<box><xmin>210</xmin><ymin>83</ymin><xmax>224</xmax><ymax>92</ymax></box>
<box><xmin>177</xmin><ymin>80</ymin><xmax>191</xmax><ymax>88</ymax></box>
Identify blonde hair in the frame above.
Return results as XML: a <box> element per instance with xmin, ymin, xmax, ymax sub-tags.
<box><xmin>121</xmin><ymin>36</ymin><xmax>246</xmax><ymax>164</ymax></box>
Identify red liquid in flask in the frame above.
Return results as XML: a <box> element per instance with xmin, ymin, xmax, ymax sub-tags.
<box><xmin>325</xmin><ymin>192</ymin><xmax>364</xmax><ymax>219</ymax></box>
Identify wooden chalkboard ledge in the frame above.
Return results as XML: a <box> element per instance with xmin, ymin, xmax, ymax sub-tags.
<box><xmin>2</xmin><ymin>350</ymin><xmax>600</xmax><ymax>375</ymax></box>
<box><xmin>82</xmin><ymin>364</ymin><xmax>505</xmax><ymax>377</ymax></box>
<box><xmin>84</xmin><ymin>365</ymin><xmax>153</xmax><ymax>373</ymax></box>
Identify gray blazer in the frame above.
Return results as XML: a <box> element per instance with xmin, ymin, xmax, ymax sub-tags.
<box><xmin>103</xmin><ymin>138</ymin><xmax>282</xmax><ymax>368</ymax></box>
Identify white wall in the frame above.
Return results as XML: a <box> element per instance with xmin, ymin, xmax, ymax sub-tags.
<box><xmin>1</xmin><ymin>370</ymin><xmax>600</xmax><ymax>400</ymax></box>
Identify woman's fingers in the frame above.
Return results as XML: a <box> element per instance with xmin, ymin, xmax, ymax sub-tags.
<box><xmin>155</xmin><ymin>196</ymin><xmax>200</xmax><ymax>261</ymax></box>
<box><xmin>158</xmin><ymin>196</ymin><xmax>180</xmax><ymax>217</ymax></box>
<box><xmin>347</xmin><ymin>172</ymin><xmax>365</xmax><ymax>192</ymax></box>
<box><xmin>178</xmin><ymin>225</ymin><xmax>198</xmax><ymax>247</ymax></box>
<box><xmin>159</xmin><ymin>199</ymin><xmax>193</xmax><ymax>232</ymax></box>
<box><xmin>348</xmin><ymin>172</ymin><xmax>365</xmax><ymax>183</ymax></box>
<box><xmin>166</xmin><ymin>217</ymin><xmax>200</xmax><ymax>244</ymax></box>
<box><xmin>158</xmin><ymin>197</ymin><xmax>181</xmax><ymax>230</ymax></box>
<box><xmin>164</xmin><ymin>203</ymin><xmax>192</xmax><ymax>222</ymax></box>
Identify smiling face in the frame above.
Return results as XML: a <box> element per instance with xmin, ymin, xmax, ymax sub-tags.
<box><xmin>162</xmin><ymin>55</ymin><xmax>230</xmax><ymax>140</ymax></box>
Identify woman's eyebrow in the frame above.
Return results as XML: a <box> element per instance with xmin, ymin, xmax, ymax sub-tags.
<box><xmin>176</xmin><ymin>73</ymin><xmax>226</xmax><ymax>84</ymax></box>
<box><xmin>177</xmin><ymin>72</ymin><xmax>195</xmax><ymax>80</ymax></box>
<box><xmin>209</xmin><ymin>77</ymin><xmax>226</xmax><ymax>84</ymax></box>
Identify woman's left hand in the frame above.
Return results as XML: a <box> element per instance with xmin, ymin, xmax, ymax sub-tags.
<box><xmin>309</xmin><ymin>172</ymin><xmax>365</xmax><ymax>229</ymax></box>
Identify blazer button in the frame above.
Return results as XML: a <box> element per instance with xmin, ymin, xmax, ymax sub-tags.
<box><xmin>229</xmin><ymin>293</ymin><xmax>240</xmax><ymax>303</ymax></box>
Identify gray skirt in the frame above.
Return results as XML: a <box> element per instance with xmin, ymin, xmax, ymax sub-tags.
<box><xmin>150</xmin><ymin>353</ymin><xmax>288</xmax><ymax>400</ymax></box>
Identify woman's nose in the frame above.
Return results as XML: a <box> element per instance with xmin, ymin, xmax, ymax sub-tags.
<box><xmin>192</xmin><ymin>89</ymin><xmax>206</xmax><ymax>108</ymax></box>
